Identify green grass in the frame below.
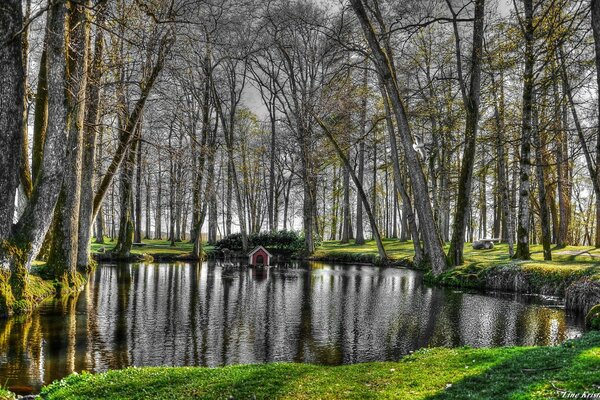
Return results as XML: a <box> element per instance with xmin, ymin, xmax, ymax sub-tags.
<box><xmin>316</xmin><ymin>239</ymin><xmax>600</xmax><ymax>267</ymax></box>
<box><xmin>39</xmin><ymin>332</ymin><xmax>600</xmax><ymax>399</ymax></box>
<box><xmin>315</xmin><ymin>240</ymin><xmax>600</xmax><ymax>287</ymax></box>
<box><xmin>90</xmin><ymin>238</ymin><xmax>214</xmax><ymax>258</ymax></box>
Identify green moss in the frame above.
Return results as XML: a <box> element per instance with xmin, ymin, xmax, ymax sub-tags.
<box><xmin>0</xmin><ymin>269</ymin><xmax>15</xmax><ymax>316</ymax></box>
<box><xmin>0</xmin><ymin>240</ymin><xmax>30</xmax><ymax>315</ymax></box>
<box><xmin>40</xmin><ymin>332</ymin><xmax>600</xmax><ymax>400</ymax></box>
<box><xmin>0</xmin><ymin>240</ymin><xmax>56</xmax><ymax>316</ymax></box>
<box><xmin>587</xmin><ymin>305</ymin><xmax>600</xmax><ymax>330</ymax></box>
<box><xmin>54</xmin><ymin>271</ymin><xmax>86</xmax><ymax>296</ymax></box>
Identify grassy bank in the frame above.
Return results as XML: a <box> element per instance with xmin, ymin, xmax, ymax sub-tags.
<box><xmin>90</xmin><ymin>238</ymin><xmax>214</xmax><ymax>262</ymax></box>
<box><xmin>37</xmin><ymin>332</ymin><xmax>600</xmax><ymax>399</ymax></box>
<box><xmin>315</xmin><ymin>239</ymin><xmax>600</xmax><ymax>292</ymax></box>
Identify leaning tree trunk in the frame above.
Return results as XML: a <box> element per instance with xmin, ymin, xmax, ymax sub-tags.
<box><xmin>515</xmin><ymin>0</ymin><xmax>535</xmax><ymax>260</ymax></box>
<box><xmin>19</xmin><ymin>0</ymin><xmax>33</xmax><ymax>198</ymax></box>
<box><xmin>380</xmin><ymin>83</ymin><xmax>423</xmax><ymax>264</ymax></box>
<box><xmin>316</xmin><ymin>116</ymin><xmax>388</xmax><ymax>260</ymax></box>
<box><xmin>350</xmin><ymin>0</ymin><xmax>447</xmax><ymax>274</ymax></box>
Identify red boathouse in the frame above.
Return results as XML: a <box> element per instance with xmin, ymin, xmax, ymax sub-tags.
<box><xmin>248</xmin><ymin>246</ymin><xmax>273</xmax><ymax>266</ymax></box>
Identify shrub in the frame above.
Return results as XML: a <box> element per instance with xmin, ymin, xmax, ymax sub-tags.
<box><xmin>215</xmin><ymin>230</ymin><xmax>305</xmax><ymax>256</ymax></box>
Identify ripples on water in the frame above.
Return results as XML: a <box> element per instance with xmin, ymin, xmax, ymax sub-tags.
<box><xmin>0</xmin><ymin>261</ymin><xmax>584</xmax><ymax>393</ymax></box>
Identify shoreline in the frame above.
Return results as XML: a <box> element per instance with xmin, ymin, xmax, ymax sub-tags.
<box><xmin>88</xmin><ymin>247</ymin><xmax>600</xmax><ymax>320</ymax></box>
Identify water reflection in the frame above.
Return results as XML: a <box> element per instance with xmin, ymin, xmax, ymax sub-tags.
<box><xmin>0</xmin><ymin>261</ymin><xmax>584</xmax><ymax>393</ymax></box>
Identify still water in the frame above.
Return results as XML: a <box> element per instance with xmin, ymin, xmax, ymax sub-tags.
<box><xmin>0</xmin><ymin>261</ymin><xmax>585</xmax><ymax>394</ymax></box>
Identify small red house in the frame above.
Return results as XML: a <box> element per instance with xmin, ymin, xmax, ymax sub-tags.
<box><xmin>248</xmin><ymin>246</ymin><xmax>273</xmax><ymax>266</ymax></box>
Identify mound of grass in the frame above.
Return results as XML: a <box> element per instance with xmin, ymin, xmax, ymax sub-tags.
<box><xmin>39</xmin><ymin>332</ymin><xmax>600</xmax><ymax>399</ymax></box>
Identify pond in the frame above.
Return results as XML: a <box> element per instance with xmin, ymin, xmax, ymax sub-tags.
<box><xmin>0</xmin><ymin>261</ymin><xmax>585</xmax><ymax>394</ymax></box>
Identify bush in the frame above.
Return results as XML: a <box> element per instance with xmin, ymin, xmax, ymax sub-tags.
<box><xmin>215</xmin><ymin>230</ymin><xmax>305</xmax><ymax>256</ymax></box>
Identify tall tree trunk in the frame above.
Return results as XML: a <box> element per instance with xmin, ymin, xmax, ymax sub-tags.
<box><xmin>207</xmin><ymin>131</ymin><xmax>218</xmax><ymax>245</ymax></box>
<box><xmin>145</xmin><ymin>173</ymin><xmax>151</xmax><ymax>239</ymax></box>
<box><xmin>155</xmin><ymin>161</ymin><xmax>163</xmax><ymax>240</ymax></box>
<box><xmin>491</xmin><ymin>72</ymin><xmax>514</xmax><ymax>256</ymax></box>
<box><xmin>515</xmin><ymin>0</ymin><xmax>535</xmax><ymax>260</ymax></box>
<box><xmin>355</xmin><ymin>68</ymin><xmax>368</xmax><ymax>245</ymax></box>
<box><xmin>31</xmin><ymin>46</ymin><xmax>48</xmax><ymax>185</ymax></box>
<box><xmin>113</xmin><ymin>133</ymin><xmax>139</xmax><ymax>257</ymax></box>
<box><xmin>77</xmin><ymin>0</ymin><xmax>107</xmax><ymax>269</ymax></box>
<box><xmin>591</xmin><ymin>0</ymin><xmax>600</xmax><ymax>247</ymax></box>
<box><xmin>168</xmin><ymin>125</ymin><xmax>176</xmax><ymax>246</ymax></box>
<box><xmin>0</xmin><ymin>0</ymin><xmax>25</xmax><ymax>242</ymax></box>
<box><xmin>225</xmin><ymin>162</ymin><xmax>233</xmax><ymax>236</ymax></box>
<box><xmin>447</xmin><ymin>0</ymin><xmax>485</xmax><ymax>266</ymax></box>
<box><xmin>47</xmin><ymin>0</ymin><xmax>90</xmax><ymax>284</ymax></box>
<box><xmin>341</xmin><ymin>152</ymin><xmax>351</xmax><ymax>243</ymax></box>
<box><xmin>557</xmin><ymin>76</ymin><xmax>571</xmax><ymax>247</ymax></box>
<box><xmin>268</xmin><ymin>108</ymin><xmax>276</xmax><ymax>232</ymax></box>
<box><xmin>330</xmin><ymin>165</ymin><xmax>340</xmax><ymax>240</ymax></box>
<box><xmin>95</xmin><ymin>209</ymin><xmax>104</xmax><ymax>244</ymax></box>
<box><xmin>19</xmin><ymin>0</ymin><xmax>33</xmax><ymax>198</ymax></box>
<box><xmin>3</xmin><ymin>1</ymin><xmax>69</xmax><ymax>309</ymax></box>
<box><xmin>379</xmin><ymin>82</ymin><xmax>423</xmax><ymax>264</ymax></box>
<box><xmin>213</xmin><ymin>82</ymin><xmax>249</xmax><ymax>252</ymax></box>
<box><xmin>134</xmin><ymin>138</ymin><xmax>143</xmax><ymax>243</ymax></box>
<box><xmin>350</xmin><ymin>0</ymin><xmax>446</xmax><ymax>274</ymax></box>
<box><xmin>532</xmin><ymin>99</ymin><xmax>552</xmax><ymax>260</ymax></box>
<box><xmin>355</xmin><ymin>140</ymin><xmax>366</xmax><ymax>244</ymax></box>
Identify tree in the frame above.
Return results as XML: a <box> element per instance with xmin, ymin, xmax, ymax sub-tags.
<box><xmin>446</xmin><ymin>0</ymin><xmax>485</xmax><ymax>267</ymax></box>
<box><xmin>349</xmin><ymin>0</ymin><xmax>447</xmax><ymax>274</ymax></box>
<box><xmin>1</xmin><ymin>0</ymin><xmax>69</xmax><ymax>312</ymax></box>
<box><xmin>514</xmin><ymin>0</ymin><xmax>535</xmax><ymax>260</ymax></box>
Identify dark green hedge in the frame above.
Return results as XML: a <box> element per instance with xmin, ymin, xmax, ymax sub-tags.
<box><xmin>215</xmin><ymin>230</ymin><xmax>305</xmax><ymax>256</ymax></box>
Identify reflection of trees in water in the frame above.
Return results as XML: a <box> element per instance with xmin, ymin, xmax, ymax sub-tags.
<box><xmin>0</xmin><ymin>262</ymin><xmax>584</xmax><ymax>392</ymax></box>
<box><xmin>112</xmin><ymin>265</ymin><xmax>131</xmax><ymax>368</ymax></box>
<box><xmin>0</xmin><ymin>312</ymin><xmax>43</xmax><ymax>391</ymax></box>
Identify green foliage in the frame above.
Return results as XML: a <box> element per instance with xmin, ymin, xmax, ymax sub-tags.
<box><xmin>428</xmin><ymin>263</ymin><xmax>486</xmax><ymax>288</ymax></box>
<box><xmin>215</xmin><ymin>230</ymin><xmax>305</xmax><ymax>256</ymax></box>
<box><xmin>0</xmin><ymin>387</ymin><xmax>16</xmax><ymax>400</ymax></box>
<box><xmin>40</xmin><ymin>332</ymin><xmax>600</xmax><ymax>400</ymax></box>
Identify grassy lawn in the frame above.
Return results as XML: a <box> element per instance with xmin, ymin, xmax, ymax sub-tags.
<box><xmin>90</xmin><ymin>238</ymin><xmax>214</xmax><ymax>258</ymax></box>
<box><xmin>37</xmin><ymin>332</ymin><xmax>600</xmax><ymax>400</ymax></box>
<box><xmin>314</xmin><ymin>239</ymin><xmax>600</xmax><ymax>283</ymax></box>
<box><xmin>316</xmin><ymin>239</ymin><xmax>600</xmax><ymax>266</ymax></box>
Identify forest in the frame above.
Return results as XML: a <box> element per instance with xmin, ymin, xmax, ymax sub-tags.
<box><xmin>3</xmin><ymin>0</ymin><xmax>600</xmax><ymax>285</ymax></box>
<box><xmin>1</xmin><ymin>0</ymin><xmax>600</xmax><ymax>398</ymax></box>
